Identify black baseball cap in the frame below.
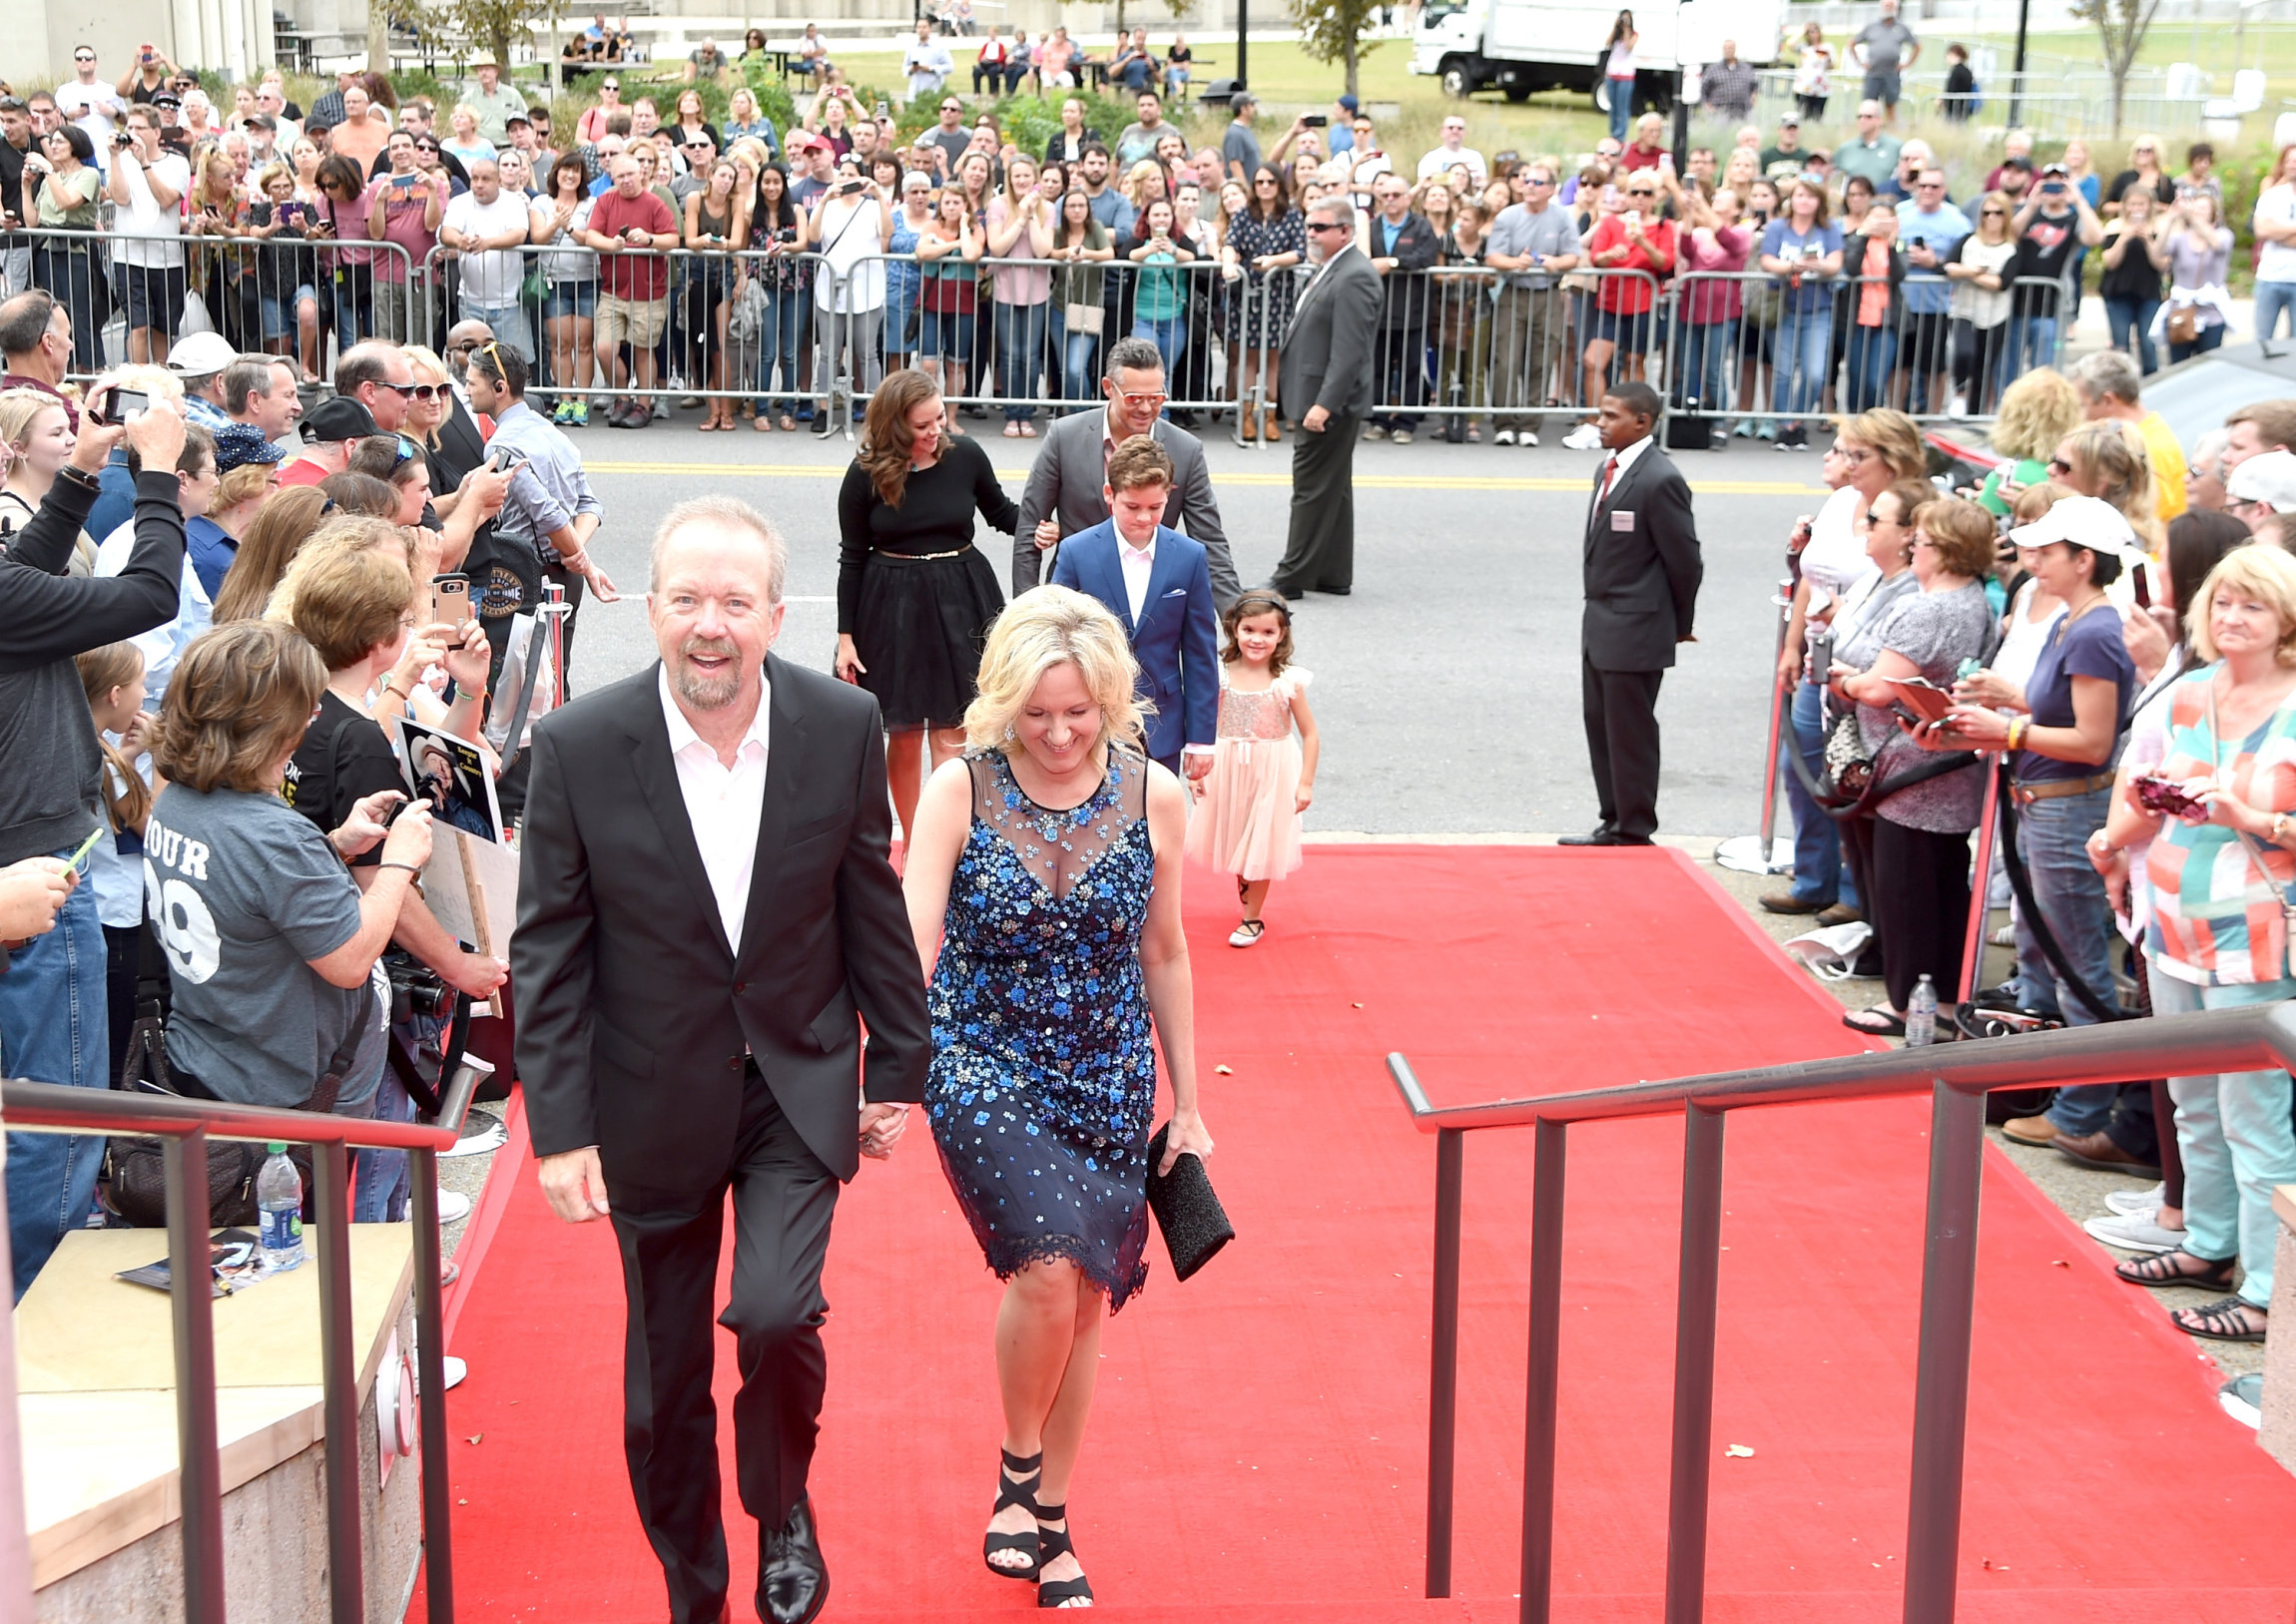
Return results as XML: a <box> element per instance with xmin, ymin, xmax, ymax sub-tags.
<box><xmin>300</xmin><ymin>396</ymin><xmax>379</xmax><ymax>444</ymax></box>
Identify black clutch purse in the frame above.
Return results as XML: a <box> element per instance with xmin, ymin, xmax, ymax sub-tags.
<box><xmin>1143</xmin><ymin>1123</ymin><xmax>1233</xmax><ymax>1282</ymax></box>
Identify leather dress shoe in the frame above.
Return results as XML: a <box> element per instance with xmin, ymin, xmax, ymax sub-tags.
<box><xmin>1556</xmin><ymin>828</ymin><xmax>1653</xmax><ymax>846</ymax></box>
<box><xmin>758</xmin><ymin>1497</ymin><xmax>829</xmax><ymax>1624</ymax></box>
<box><xmin>2053</xmin><ymin>1130</ymin><xmax>2163</xmax><ymax>1178</ymax></box>
<box><xmin>1759</xmin><ymin>890</ymin><xmax>1828</xmax><ymax>914</ymax></box>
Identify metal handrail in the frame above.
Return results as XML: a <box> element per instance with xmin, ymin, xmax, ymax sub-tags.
<box><xmin>1387</xmin><ymin>1000</ymin><xmax>2296</xmax><ymax>1624</ymax></box>
<box><xmin>2</xmin><ymin>1054</ymin><xmax>488</xmax><ymax>1624</ymax></box>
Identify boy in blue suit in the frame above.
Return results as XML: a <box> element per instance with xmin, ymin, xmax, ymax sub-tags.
<box><xmin>1048</xmin><ymin>434</ymin><xmax>1219</xmax><ymax>780</ymax></box>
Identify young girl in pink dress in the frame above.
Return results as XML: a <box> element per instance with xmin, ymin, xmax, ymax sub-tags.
<box><xmin>1186</xmin><ymin>591</ymin><xmax>1322</xmax><ymax>946</ymax></box>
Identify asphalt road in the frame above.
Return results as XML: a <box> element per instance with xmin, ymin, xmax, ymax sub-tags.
<box><xmin>562</xmin><ymin>413</ymin><xmax>1831</xmax><ymax>837</ymax></box>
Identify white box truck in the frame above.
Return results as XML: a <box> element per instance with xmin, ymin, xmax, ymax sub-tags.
<box><xmin>1410</xmin><ymin>0</ymin><xmax>1788</xmax><ymax>112</ymax></box>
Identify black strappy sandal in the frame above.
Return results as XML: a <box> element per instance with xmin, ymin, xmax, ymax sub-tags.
<box><xmin>2171</xmin><ymin>1295</ymin><xmax>2268</xmax><ymax>1344</ymax></box>
<box><xmin>1034</xmin><ymin>1501</ymin><xmax>1093</xmax><ymax>1609</ymax></box>
<box><xmin>2113</xmin><ymin>1248</ymin><xmax>2238</xmax><ymax>1293</ymax></box>
<box><xmin>983</xmin><ymin>1447</ymin><xmax>1043</xmax><ymax>1581</ymax></box>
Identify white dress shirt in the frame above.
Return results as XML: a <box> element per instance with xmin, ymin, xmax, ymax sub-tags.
<box><xmin>658</xmin><ymin>664</ymin><xmax>771</xmax><ymax>949</ymax></box>
<box><xmin>1118</xmin><ymin>529</ymin><xmax>1157</xmax><ymax>625</ymax></box>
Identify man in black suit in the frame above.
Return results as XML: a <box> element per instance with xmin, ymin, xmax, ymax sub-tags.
<box><xmin>1012</xmin><ymin>334</ymin><xmax>1238</xmax><ymax>603</ymax></box>
<box><xmin>1267</xmin><ymin>193</ymin><xmax>1383</xmax><ymax>599</ymax></box>
<box><xmin>1562</xmin><ymin>382</ymin><xmax>1703</xmax><ymax>847</ymax></box>
<box><xmin>512</xmin><ymin>496</ymin><xmax>931</xmax><ymax>1624</ymax></box>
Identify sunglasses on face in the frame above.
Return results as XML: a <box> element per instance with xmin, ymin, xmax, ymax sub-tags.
<box><xmin>74</xmin><ymin>54</ymin><xmax>94</xmax><ymax>64</ymax></box>
<box><xmin>1306</xmin><ymin>221</ymin><xmax>1348</xmax><ymax>233</ymax></box>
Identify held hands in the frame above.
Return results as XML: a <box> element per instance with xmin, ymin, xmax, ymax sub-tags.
<box><xmin>537</xmin><ymin>1146</ymin><xmax>612</xmax><ymax>1222</ymax></box>
<box><xmin>330</xmin><ymin>789</ymin><xmax>407</xmax><ymax>859</ymax></box>
<box><xmin>1183</xmin><ymin>753</ymin><xmax>1213</xmax><ymax>783</ymax></box>
<box><xmin>1157</xmin><ymin>1107</ymin><xmax>1213</xmax><ymax>1175</ymax></box>
<box><xmin>859</xmin><ymin>1100</ymin><xmax>907</xmax><ymax>1160</ymax></box>
<box><xmin>380</xmin><ymin>800</ymin><xmax>435</xmax><ymax>871</ymax></box>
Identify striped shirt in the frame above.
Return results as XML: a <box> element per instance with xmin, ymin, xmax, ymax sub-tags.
<box><xmin>2144</xmin><ymin>667</ymin><xmax>2296</xmax><ymax>985</ymax></box>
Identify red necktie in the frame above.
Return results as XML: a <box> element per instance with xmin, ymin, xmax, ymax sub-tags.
<box><xmin>1599</xmin><ymin>455</ymin><xmax>1619</xmax><ymax>507</ymax></box>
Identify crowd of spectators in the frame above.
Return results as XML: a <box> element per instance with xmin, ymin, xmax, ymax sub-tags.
<box><xmin>7</xmin><ymin>40</ymin><xmax>2276</xmax><ymax>442</ymax></box>
<box><xmin>1760</xmin><ymin>366</ymin><xmax>2296</xmax><ymax>1359</ymax></box>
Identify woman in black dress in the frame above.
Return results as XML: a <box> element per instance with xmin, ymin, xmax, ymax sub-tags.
<box><xmin>837</xmin><ymin>367</ymin><xmax>1020</xmax><ymax>835</ymax></box>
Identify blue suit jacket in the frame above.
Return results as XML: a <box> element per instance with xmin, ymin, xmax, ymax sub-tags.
<box><xmin>1048</xmin><ymin>520</ymin><xmax>1219</xmax><ymax>762</ymax></box>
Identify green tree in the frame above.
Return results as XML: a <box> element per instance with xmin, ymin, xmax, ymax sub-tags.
<box><xmin>2070</xmin><ymin>0</ymin><xmax>2166</xmax><ymax>137</ymax></box>
<box><xmin>381</xmin><ymin>0</ymin><xmax>533</xmax><ymax>81</ymax></box>
<box><xmin>1288</xmin><ymin>0</ymin><xmax>1383</xmax><ymax>100</ymax></box>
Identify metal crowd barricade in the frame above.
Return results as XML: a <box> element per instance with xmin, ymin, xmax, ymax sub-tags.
<box><xmin>416</xmin><ymin>242</ymin><xmax>836</xmax><ymax>424</ymax></box>
<box><xmin>847</xmin><ymin>252</ymin><xmax>1239</xmax><ymax>430</ymax></box>
<box><xmin>6</xmin><ymin>225</ymin><xmax>417</xmax><ymax>382</ymax></box>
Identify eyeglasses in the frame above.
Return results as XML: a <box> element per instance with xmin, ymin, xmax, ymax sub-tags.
<box><xmin>1828</xmin><ymin>445</ymin><xmax>1871</xmax><ymax>465</ymax></box>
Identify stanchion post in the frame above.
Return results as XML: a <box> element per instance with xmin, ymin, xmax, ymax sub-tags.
<box><xmin>540</xmin><ymin>580</ymin><xmax>569</xmax><ymax>713</ymax></box>
<box><xmin>411</xmin><ymin>1148</ymin><xmax>455</xmax><ymax>1622</ymax></box>
<box><xmin>1959</xmin><ymin>754</ymin><xmax>2005</xmax><ymax>1013</ymax></box>
<box><xmin>1902</xmin><ymin>1078</ymin><xmax>1987</xmax><ymax>1624</ymax></box>
<box><xmin>1716</xmin><ymin>577</ymin><xmax>1796</xmax><ymax>874</ymax></box>
<box><xmin>1520</xmin><ymin>1118</ymin><xmax>1566</xmax><ymax>1624</ymax></box>
<box><xmin>165</xmin><ymin>1129</ymin><xmax>226</xmax><ymax>1624</ymax></box>
<box><xmin>315</xmin><ymin>1141</ymin><xmax>366</xmax><ymax>1624</ymax></box>
<box><xmin>1427</xmin><ymin>1127</ymin><xmax>1463</xmax><ymax>1598</ymax></box>
<box><xmin>1663</xmin><ymin>1103</ymin><xmax>1726</xmax><ymax>1624</ymax></box>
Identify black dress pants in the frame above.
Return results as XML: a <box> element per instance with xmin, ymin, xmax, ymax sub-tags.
<box><xmin>1271</xmin><ymin>412</ymin><xmax>1360</xmax><ymax>595</ymax></box>
<box><xmin>607</xmin><ymin>1069</ymin><xmax>841</xmax><ymax>1624</ymax></box>
<box><xmin>1842</xmin><ymin>812</ymin><xmax>1972</xmax><ymax>1013</ymax></box>
<box><xmin>1580</xmin><ymin>654</ymin><xmax>1664</xmax><ymax>840</ymax></box>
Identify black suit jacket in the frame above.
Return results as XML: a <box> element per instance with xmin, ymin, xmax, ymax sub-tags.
<box><xmin>511</xmin><ymin>655</ymin><xmax>930</xmax><ymax>1191</ymax></box>
<box><xmin>1368</xmin><ymin>210</ymin><xmax>1441</xmax><ymax>327</ymax></box>
<box><xmin>1277</xmin><ymin>247</ymin><xmax>1384</xmax><ymax>422</ymax></box>
<box><xmin>1582</xmin><ymin>443</ymin><xmax>1704</xmax><ymax>673</ymax></box>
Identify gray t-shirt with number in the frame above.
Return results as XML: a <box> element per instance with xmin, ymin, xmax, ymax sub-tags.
<box><xmin>146</xmin><ymin>783</ymin><xmax>371</xmax><ymax>1107</ymax></box>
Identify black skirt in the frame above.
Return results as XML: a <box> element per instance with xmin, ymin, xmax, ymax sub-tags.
<box><xmin>852</xmin><ymin>546</ymin><xmax>1005</xmax><ymax>730</ymax></box>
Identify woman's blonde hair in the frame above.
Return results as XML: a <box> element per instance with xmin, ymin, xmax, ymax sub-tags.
<box><xmin>214</xmin><ymin>462</ymin><xmax>275</xmax><ymax>514</ymax></box>
<box><xmin>150</xmin><ymin>620</ymin><xmax>326</xmax><ymax>795</ymax></box>
<box><xmin>2188</xmin><ymin>543</ymin><xmax>2296</xmax><ymax>666</ymax></box>
<box><xmin>2062</xmin><ymin>418</ymin><xmax>2165</xmax><ymax>554</ymax></box>
<box><xmin>1835</xmin><ymin>408</ymin><xmax>1926</xmax><ymax>481</ymax></box>
<box><xmin>265</xmin><ymin>515</ymin><xmax>418</xmax><ymax>624</ymax></box>
<box><xmin>0</xmin><ymin>387</ymin><xmax>67</xmax><ymax>450</ymax></box>
<box><xmin>964</xmin><ymin>586</ymin><xmax>1147</xmax><ymax>756</ymax></box>
<box><xmin>76</xmin><ymin>642</ymin><xmax>152</xmax><ymax>833</ymax></box>
<box><xmin>1991</xmin><ymin>367</ymin><xmax>2082</xmax><ymax>462</ymax></box>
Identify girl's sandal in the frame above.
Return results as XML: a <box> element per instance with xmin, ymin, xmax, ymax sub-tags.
<box><xmin>1229</xmin><ymin>918</ymin><xmax>1265</xmax><ymax>948</ymax></box>
<box><xmin>1033</xmin><ymin>1503</ymin><xmax>1092</xmax><ymax>1609</ymax></box>
<box><xmin>2114</xmin><ymin>1249</ymin><xmax>2238</xmax><ymax>1293</ymax></box>
<box><xmin>982</xmin><ymin>1447</ymin><xmax>1043</xmax><ymax>1580</ymax></box>
<box><xmin>2170</xmin><ymin>1295</ymin><xmax>2267</xmax><ymax>1343</ymax></box>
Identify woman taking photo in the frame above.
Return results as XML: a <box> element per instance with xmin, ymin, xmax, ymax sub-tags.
<box><xmin>2105</xmin><ymin>134</ymin><xmax>2175</xmax><ymax>217</ymax></box>
<box><xmin>311</xmin><ymin>154</ymin><xmax>373</xmax><ymax>350</ymax></box>
<box><xmin>23</xmin><ymin>126</ymin><xmax>107</xmax><ymax>371</ymax></box>
<box><xmin>1125</xmin><ymin>196</ymin><xmax>1196</xmax><ymax>377</ymax></box>
<box><xmin>985</xmin><ymin>155</ymin><xmax>1056</xmax><ymax>437</ymax></box>
<box><xmin>144</xmin><ymin>619</ymin><xmax>434</xmax><ymax>1111</ymax></box>
<box><xmin>1946</xmin><ymin>191</ymin><xmax>2018</xmax><ymax>415</ymax></box>
<box><xmin>1830</xmin><ymin>495</ymin><xmax>1999</xmax><ymax>1035</ymax></box>
<box><xmin>901</xmin><ymin>584</ymin><xmax>1210</xmax><ymax>1611</ymax></box>
<box><xmin>685</xmin><ymin>158</ymin><xmax>749</xmax><ymax>431</ymax></box>
<box><xmin>916</xmin><ymin>185</ymin><xmax>985</xmax><ymax>418</ymax></box>
<box><xmin>537</xmin><ymin>152</ymin><xmax>598</xmax><ymax>426</ymax></box>
<box><xmin>836</xmin><ymin>369</ymin><xmax>1019</xmax><ymax>836</ymax></box>
<box><xmin>2100</xmin><ymin>543</ymin><xmax>2296</xmax><ymax>1344</ymax></box>
<box><xmin>1221</xmin><ymin>166</ymin><xmax>1304</xmax><ymax>444</ymax></box>
<box><xmin>1934</xmin><ymin>497</ymin><xmax>2138</xmax><ymax>1118</ymax></box>
<box><xmin>2162</xmin><ymin>193</ymin><xmax>2234</xmax><ymax>364</ymax></box>
<box><xmin>2099</xmin><ymin>187</ymin><xmax>2167</xmax><ymax>374</ymax></box>
<box><xmin>1602</xmin><ymin>11</ymin><xmax>1640</xmax><ymax>143</ymax></box>
<box><xmin>744</xmin><ymin>162</ymin><xmax>809</xmax><ymax>432</ymax></box>
<box><xmin>1048</xmin><ymin>187</ymin><xmax>1112</xmax><ymax>407</ymax></box>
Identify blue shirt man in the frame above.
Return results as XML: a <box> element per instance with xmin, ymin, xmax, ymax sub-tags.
<box><xmin>1895</xmin><ymin>178</ymin><xmax>1970</xmax><ymax>316</ymax></box>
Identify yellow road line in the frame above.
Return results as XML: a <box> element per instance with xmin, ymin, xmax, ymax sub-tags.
<box><xmin>585</xmin><ymin>461</ymin><xmax>1825</xmax><ymax>495</ymax></box>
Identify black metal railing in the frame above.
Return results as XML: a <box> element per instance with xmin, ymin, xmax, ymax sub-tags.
<box><xmin>1389</xmin><ymin>1000</ymin><xmax>2296</xmax><ymax>1624</ymax></box>
<box><xmin>3</xmin><ymin>1055</ymin><xmax>487</xmax><ymax>1624</ymax></box>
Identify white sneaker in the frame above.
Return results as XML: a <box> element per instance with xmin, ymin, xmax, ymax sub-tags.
<box><xmin>2104</xmin><ymin>1183</ymin><xmax>2164</xmax><ymax>1216</ymax></box>
<box><xmin>1492</xmin><ymin>429</ymin><xmax>1515</xmax><ymax>445</ymax></box>
<box><xmin>436</xmin><ymin>1189</ymin><xmax>473</xmax><ymax>1224</ymax></box>
<box><xmin>2220</xmin><ymin>1372</ymin><xmax>2263</xmax><ymax>1429</ymax></box>
<box><xmin>1561</xmin><ymin>422</ymin><xmax>1603</xmax><ymax>451</ymax></box>
<box><xmin>1520</xmin><ymin>431</ymin><xmax>1539</xmax><ymax>447</ymax></box>
<box><xmin>1950</xmin><ymin>394</ymin><xmax>1969</xmax><ymax>418</ymax></box>
<box><xmin>443</xmin><ymin>1354</ymin><xmax>467</xmax><ymax>1391</ymax></box>
<box><xmin>2082</xmin><ymin>1211</ymin><xmax>2185</xmax><ymax>1253</ymax></box>
<box><xmin>651</xmin><ymin>398</ymin><xmax>669</xmax><ymax>421</ymax></box>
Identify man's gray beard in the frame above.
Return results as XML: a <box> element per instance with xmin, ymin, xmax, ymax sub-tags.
<box><xmin>1307</xmin><ymin>237</ymin><xmax>1329</xmax><ymax>264</ymax></box>
<box><xmin>670</xmin><ymin>639</ymin><xmax>744</xmax><ymax>710</ymax></box>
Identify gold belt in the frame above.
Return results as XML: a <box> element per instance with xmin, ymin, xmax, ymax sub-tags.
<box><xmin>2009</xmin><ymin>772</ymin><xmax>2115</xmax><ymax>805</ymax></box>
<box><xmin>871</xmin><ymin>547</ymin><xmax>968</xmax><ymax>561</ymax></box>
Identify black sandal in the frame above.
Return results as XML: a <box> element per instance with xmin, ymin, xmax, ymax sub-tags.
<box><xmin>983</xmin><ymin>1447</ymin><xmax>1042</xmax><ymax>1580</ymax></box>
<box><xmin>2113</xmin><ymin>1249</ymin><xmax>2238</xmax><ymax>1293</ymax></box>
<box><xmin>1842</xmin><ymin>1005</ymin><xmax>1905</xmax><ymax>1037</ymax></box>
<box><xmin>1034</xmin><ymin>1501</ymin><xmax>1093</xmax><ymax>1609</ymax></box>
<box><xmin>2171</xmin><ymin>1294</ymin><xmax>2268</xmax><ymax>1343</ymax></box>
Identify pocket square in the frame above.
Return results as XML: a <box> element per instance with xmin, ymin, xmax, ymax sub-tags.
<box><xmin>1162</xmin><ymin>587</ymin><xmax>1188</xmax><ymax>597</ymax></box>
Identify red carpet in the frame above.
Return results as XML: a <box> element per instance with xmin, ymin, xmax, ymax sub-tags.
<box><xmin>416</xmin><ymin>846</ymin><xmax>2296</xmax><ymax>1622</ymax></box>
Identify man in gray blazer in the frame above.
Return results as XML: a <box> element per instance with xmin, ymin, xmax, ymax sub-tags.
<box><xmin>1267</xmin><ymin>194</ymin><xmax>1383</xmax><ymax>598</ymax></box>
<box><xmin>1012</xmin><ymin>335</ymin><xmax>1240</xmax><ymax>605</ymax></box>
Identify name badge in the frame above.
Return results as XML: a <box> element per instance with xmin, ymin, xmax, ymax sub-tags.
<box><xmin>1610</xmin><ymin>510</ymin><xmax>1636</xmax><ymax>531</ymax></box>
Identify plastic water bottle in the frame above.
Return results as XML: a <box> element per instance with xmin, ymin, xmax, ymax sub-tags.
<box><xmin>258</xmin><ymin>1145</ymin><xmax>305</xmax><ymax>1273</ymax></box>
<box><xmin>1907</xmin><ymin>975</ymin><xmax>1938</xmax><ymax>1048</ymax></box>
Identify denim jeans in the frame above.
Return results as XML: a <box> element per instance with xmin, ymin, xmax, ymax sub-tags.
<box><xmin>2167</xmin><ymin>321</ymin><xmax>2226</xmax><ymax>366</ymax></box>
<box><xmin>1</xmin><ymin>848</ymin><xmax>108</xmax><ymax>1298</ymax></box>
<box><xmin>996</xmin><ymin>299</ymin><xmax>1049</xmax><ymax>421</ymax></box>
<box><xmin>1132</xmin><ymin>312</ymin><xmax>1185</xmax><ymax>380</ymax></box>
<box><xmin>2017</xmin><ymin>315</ymin><xmax>2058</xmax><ymax>375</ymax></box>
<box><xmin>1782</xmin><ymin>680</ymin><xmax>1856</xmax><ymax>908</ymax></box>
<box><xmin>2149</xmin><ymin>968</ymin><xmax>2296</xmax><ymax>1308</ymax></box>
<box><xmin>2256</xmin><ymin>279</ymin><xmax>2296</xmax><ymax>341</ymax></box>
<box><xmin>2103</xmin><ymin>294</ymin><xmax>2160</xmax><ymax>374</ymax></box>
<box><xmin>1842</xmin><ymin>323</ymin><xmax>1895</xmax><ymax>412</ymax></box>
<box><xmin>1047</xmin><ymin>306</ymin><xmax>1100</xmax><ymax>404</ymax></box>
<box><xmin>1606</xmin><ymin>79</ymin><xmax>1634</xmax><ymax>142</ymax></box>
<box><xmin>1677</xmin><ymin>317</ymin><xmax>1736</xmax><ymax>412</ymax></box>
<box><xmin>463</xmin><ymin>300</ymin><xmax>535</xmax><ymax>364</ymax></box>
<box><xmin>1773</xmin><ymin>306</ymin><xmax>1832</xmax><ymax>421</ymax></box>
<box><xmin>753</xmin><ymin>286</ymin><xmax>808</xmax><ymax>413</ymax></box>
<box><xmin>2012</xmin><ymin>785</ymin><xmax>2118</xmax><ymax>1130</ymax></box>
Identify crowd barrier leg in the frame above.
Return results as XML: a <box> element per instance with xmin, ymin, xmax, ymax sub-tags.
<box><xmin>1713</xmin><ymin>577</ymin><xmax>1798</xmax><ymax>876</ymax></box>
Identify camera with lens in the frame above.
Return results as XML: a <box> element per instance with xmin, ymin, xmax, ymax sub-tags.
<box><xmin>114</xmin><ymin>131</ymin><xmax>134</xmax><ymax>151</ymax></box>
<box><xmin>386</xmin><ymin>956</ymin><xmax>454</xmax><ymax>1022</ymax></box>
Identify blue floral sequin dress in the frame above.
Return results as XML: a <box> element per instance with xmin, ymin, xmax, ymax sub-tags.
<box><xmin>925</xmin><ymin>748</ymin><xmax>1158</xmax><ymax>1312</ymax></box>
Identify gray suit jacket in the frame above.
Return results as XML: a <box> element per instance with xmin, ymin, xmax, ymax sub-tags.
<box><xmin>1278</xmin><ymin>246</ymin><xmax>1384</xmax><ymax>422</ymax></box>
<box><xmin>1011</xmin><ymin>406</ymin><xmax>1240</xmax><ymax>606</ymax></box>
